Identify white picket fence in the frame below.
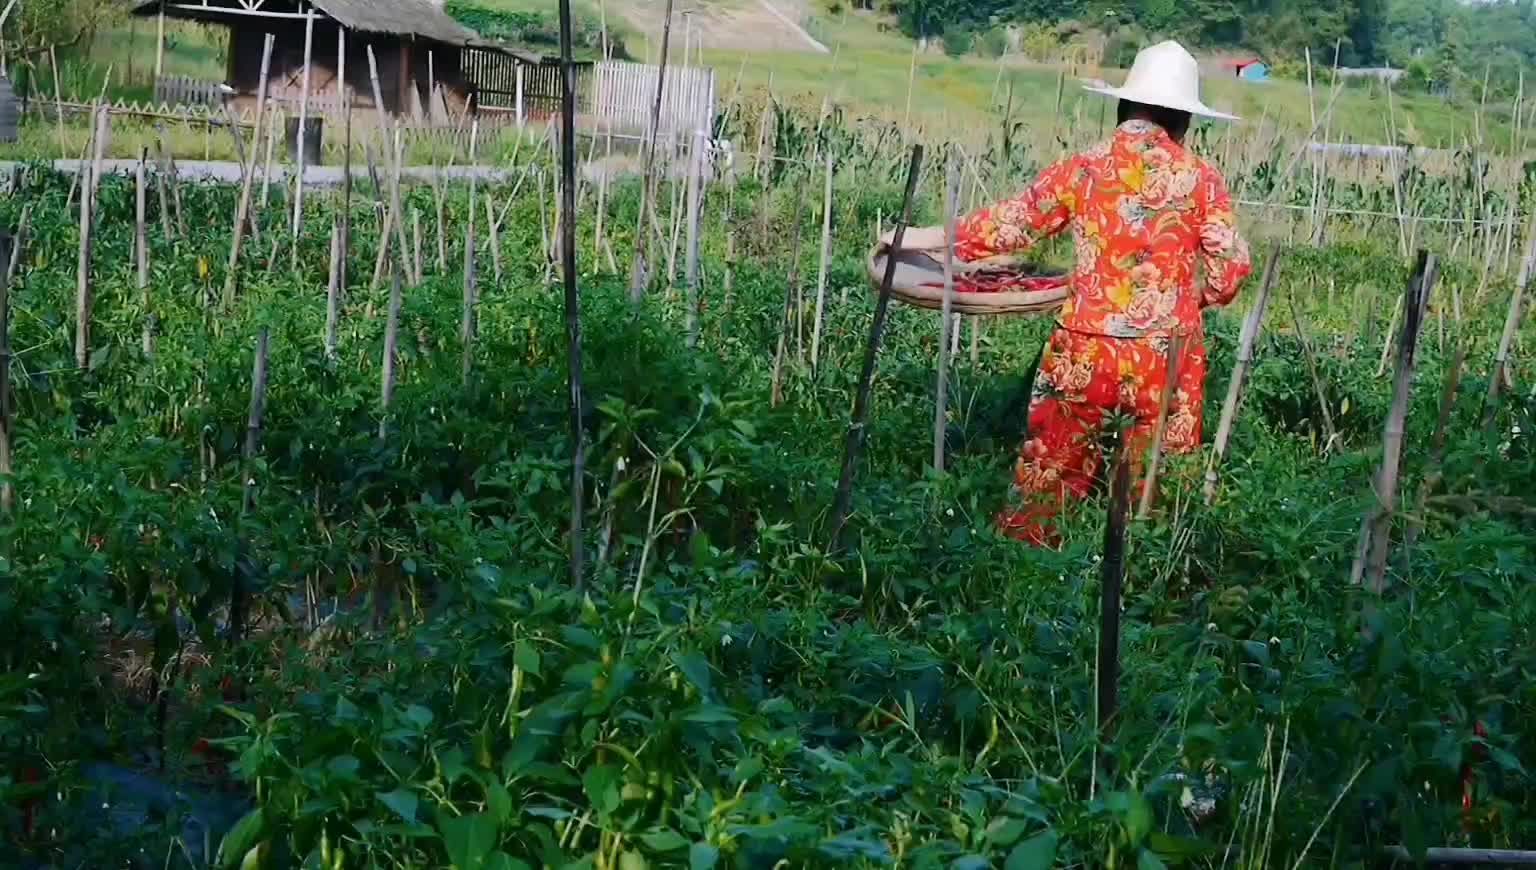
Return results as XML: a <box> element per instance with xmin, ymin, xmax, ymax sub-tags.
<box><xmin>590</xmin><ymin>61</ymin><xmax>715</xmax><ymax>139</ymax></box>
<box><xmin>154</xmin><ymin>75</ymin><xmax>224</xmax><ymax>109</ymax></box>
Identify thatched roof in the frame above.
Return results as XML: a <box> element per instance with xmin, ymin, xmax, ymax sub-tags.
<box><xmin>132</xmin><ymin>0</ymin><xmax>510</xmax><ymax>51</ymax></box>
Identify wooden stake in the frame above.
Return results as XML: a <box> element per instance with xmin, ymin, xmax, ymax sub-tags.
<box><xmin>684</xmin><ymin>131</ymin><xmax>704</xmax><ymax>348</ymax></box>
<box><xmin>485</xmin><ymin>195</ymin><xmax>503</xmax><ymax>284</ymax></box>
<box><xmin>558</xmin><ymin>0</ymin><xmax>587</xmax><ymax>588</ymax></box>
<box><xmin>411</xmin><ymin>207</ymin><xmax>424</xmax><ymax>283</ymax></box>
<box><xmin>830</xmin><ymin>146</ymin><xmax>924</xmax><ymax>554</ymax></box>
<box><xmin>224</xmin><ymin>34</ymin><xmax>275</xmax><ymax>308</ymax></box>
<box><xmin>770</xmin><ymin>173</ymin><xmax>810</xmax><ymax>405</ymax></box>
<box><xmin>933</xmin><ymin>154</ymin><xmax>960</xmax><ymax>474</ymax></box>
<box><xmin>1483</xmin><ymin>209</ymin><xmax>1536</xmax><ymax>429</ymax></box>
<box><xmin>339</xmin><ymin>25</ymin><xmax>352</xmax><ymax>297</ymax></box>
<box><xmin>810</xmin><ymin>151</ymin><xmax>835</xmax><ymax>370</ymax></box>
<box><xmin>367</xmin><ymin>48</ymin><xmax>415</xmax><ymax>285</ymax></box>
<box><xmin>290</xmin><ymin>5</ymin><xmax>316</xmax><ymax>262</ymax></box>
<box><xmin>75</xmin><ymin>106</ymin><xmax>109</xmax><ymax>371</ymax></box>
<box><xmin>1353</xmin><ymin>251</ymin><xmax>1437</xmax><ymax>594</ymax></box>
<box><xmin>154</xmin><ymin>135</ymin><xmax>173</xmax><ymax>242</ymax></box>
<box><xmin>233</xmin><ymin>328</ymin><xmax>271</xmax><ymax>642</ymax></box>
<box><xmin>462</xmin><ymin>119</ymin><xmax>481</xmax><ymax>384</ymax></box>
<box><xmin>1096</xmin><ymin>443</ymin><xmax>1132</xmax><ymax>776</ymax></box>
<box><xmin>379</xmin><ymin>268</ymin><xmax>403</xmax><ymax>441</ymax></box>
<box><xmin>628</xmin><ymin>0</ymin><xmax>676</xmax><ymax>304</ymax></box>
<box><xmin>1288</xmin><ymin>291</ymin><xmax>1337</xmax><ymax>452</ymax></box>
<box><xmin>1136</xmin><ymin>335</ymin><xmax>1187</xmax><ymax>519</ymax></box>
<box><xmin>137</xmin><ymin>148</ymin><xmax>154</xmax><ymax>358</ymax></box>
<box><xmin>0</xmin><ymin>230</ymin><xmax>13</xmax><ymax>517</ymax></box>
<box><xmin>324</xmin><ymin>219</ymin><xmax>341</xmax><ymax>359</ymax></box>
<box><xmin>1203</xmin><ymin>245</ymin><xmax>1282</xmax><ymax>505</ymax></box>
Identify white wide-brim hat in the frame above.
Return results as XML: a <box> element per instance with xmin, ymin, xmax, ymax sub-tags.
<box><xmin>1084</xmin><ymin>40</ymin><xmax>1240</xmax><ymax>121</ymax></box>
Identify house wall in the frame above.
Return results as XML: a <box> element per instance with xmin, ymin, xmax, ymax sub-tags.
<box><xmin>225</xmin><ymin>20</ymin><xmax>469</xmax><ymax>121</ymax></box>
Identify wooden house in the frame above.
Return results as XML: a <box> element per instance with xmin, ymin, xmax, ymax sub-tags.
<box><xmin>132</xmin><ymin>0</ymin><xmax>571</xmax><ymax>122</ymax></box>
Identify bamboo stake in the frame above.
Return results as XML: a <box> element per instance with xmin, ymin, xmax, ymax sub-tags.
<box><xmin>411</xmin><ymin>208</ymin><xmax>424</xmax><ymax>283</ymax></box>
<box><xmin>232</xmin><ymin>328</ymin><xmax>271</xmax><ymax>642</ymax></box>
<box><xmin>1136</xmin><ymin>335</ymin><xmax>1187</xmax><ymax>519</ymax></box>
<box><xmin>1375</xmin><ymin>295</ymin><xmax>1403</xmax><ymax>378</ymax></box>
<box><xmin>260</xmin><ymin>107</ymin><xmax>278</xmax><ymax>214</ymax></box>
<box><xmin>684</xmin><ymin>131</ymin><xmax>704</xmax><ymax>348</ymax></box>
<box><xmin>1353</xmin><ymin>251</ymin><xmax>1437</xmax><ymax>594</ymax></box>
<box><xmin>137</xmin><ymin>148</ymin><xmax>154</xmax><ymax>358</ymax></box>
<box><xmin>770</xmin><ymin>173</ymin><xmax>811</xmax><ymax>405</ymax></box>
<box><xmin>903</xmin><ymin>40</ymin><xmax>918</xmax><ymax>130</ymax></box>
<box><xmin>48</xmin><ymin>48</ymin><xmax>63</xmax><ymax>161</ymax></box>
<box><xmin>1288</xmin><ymin>291</ymin><xmax>1337</xmax><ymax>452</ymax></box>
<box><xmin>933</xmin><ymin>154</ymin><xmax>960</xmax><ymax>474</ymax></box>
<box><xmin>485</xmin><ymin>195</ymin><xmax>503</xmax><ymax>284</ymax></box>
<box><xmin>1203</xmin><ymin>245</ymin><xmax>1282</xmax><ymax>505</ymax></box>
<box><xmin>462</xmin><ymin>119</ymin><xmax>480</xmax><ymax>384</ymax></box>
<box><xmin>224</xmin><ymin>35</ymin><xmax>275</xmax><ymax>307</ymax></box>
<box><xmin>324</xmin><ymin>219</ymin><xmax>341</xmax><ymax>360</ymax></box>
<box><xmin>722</xmin><ymin>182</ymin><xmax>736</xmax><ymax>312</ymax></box>
<box><xmin>558</xmin><ymin>0</ymin><xmax>587</xmax><ymax>588</ymax></box>
<box><xmin>1096</xmin><ymin>442</ymin><xmax>1132</xmax><ymax>776</ymax></box>
<box><xmin>154</xmin><ymin>135</ymin><xmax>173</xmax><ymax>242</ymax></box>
<box><xmin>75</xmin><ymin>106</ymin><xmax>109</xmax><ymax>371</ymax></box>
<box><xmin>339</xmin><ymin>26</ymin><xmax>352</xmax><ymax>296</ymax></box>
<box><xmin>0</xmin><ymin>231</ymin><xmax>13</xmax><ymax>517</ymax></box>
<box><xmin>810</xmin><ymin>151</ymin><xmax>835</xmax><ymax>370</ymax></box>
<box><xmin>830</xmin><ymin>146</ymin><xmax>924</xmax><ymax>555</ymax></box>
<box><xmin>379</xmin><ymin>268</ymin><xmax>403</xmax><ymax>441</ymax></box>
<box><xmin>367</xmin><ymin>48</ymin><xmax>414</xmax><ymax>284</ymax></box>
<box><xmin>1482</xmin><ymin>209</ymin><xmax>1536</xmax><ymax>430</ymax></box>
<box><xmin>290</xmin><ymin>4</ymin><xmax>316</xmax><ymax>265</ymax></box>
<box><xmin>628</xmin><ymin>0</ymin><xmax>676</xmax><ymax>304</ymax></box>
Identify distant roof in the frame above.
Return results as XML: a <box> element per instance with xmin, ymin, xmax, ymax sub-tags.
<box><xmin>132</xmin><ymin>0</ymin><xmax>528</xmax><ymax>54</ymax></box>
<box><xmin>1223</xmin><ymin>58</ymin><xmax>1264</xmax><ymax>68</ymax></box>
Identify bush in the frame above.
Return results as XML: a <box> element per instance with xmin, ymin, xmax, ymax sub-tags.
<box><xmin>976</xmin><ymin>26</ymin><xmax>1010</xmax><ymax>59</ymax></box>
<box><xmin>941</xmin><ymin>27</ymin><xmax>973</xmax><ymax>58</ymax></box>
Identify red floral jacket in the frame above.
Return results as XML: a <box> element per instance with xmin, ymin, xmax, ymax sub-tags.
<box><xmin>955</xmin><ymin>120</ymin><xmax>1252</xmax><ymax>339</ymax></box>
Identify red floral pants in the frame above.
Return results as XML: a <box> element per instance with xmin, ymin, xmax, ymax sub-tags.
<box><xmin>998</xmin><ymin>327</ymin><xmax>1207</xmax><ymax>546</ymax></box>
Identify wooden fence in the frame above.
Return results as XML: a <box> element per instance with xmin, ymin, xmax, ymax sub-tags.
<box><xmin>591</xmin><ymin>60</ymin><xmax>715</xmax><ymax>138</ymax></box>
<box><xmin>154</xmin><ymin>75</ymin><xmax>225</xmax><ymax>109</ymax></box>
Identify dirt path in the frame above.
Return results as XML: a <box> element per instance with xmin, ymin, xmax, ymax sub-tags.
<box><xmin>617</xmin><ymin>0</ymin><xmax>828</xmax><ymax>55</ymax></box>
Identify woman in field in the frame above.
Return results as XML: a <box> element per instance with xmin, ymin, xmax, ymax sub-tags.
<box><xmin>890</xmin><ymin>41</ymin><xmax>1253</xmax><ymax>546</ymax></box>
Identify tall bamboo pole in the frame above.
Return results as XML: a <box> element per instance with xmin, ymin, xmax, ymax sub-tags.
<box><xmin>367</xmin><ymin>47</ymin><xmax>415</xmax><ymax>284</ymax></box>
<box><xmin>1482</xmin><ymin>209</ymin><xmax>1536</xmax><ymax>429</ymax></box>
<box><xmin>830</xmin><ymin>146</ymin><xmax>923</xmax><ymax>555</ymax></box>
<box><xmin>1203</xmin><ymin>245</ymin><xmax>1282</xmax><ymax>505</ymax></box>
<box><xmin>0</xmin><ymin>231</ymin><xmax>12</xmax><ymax>517</ymax></box>
<box><xmin>379</xmin><ymin>269</ymin><xmax>403</xmax><ymax>441</ymax></box>
<box><xmin>462</xmin><ymin>119</ymin><xmax>481</xmax><ymax>384</ymax></box>
<box><xmin>232</xmin><ymin>328</ymin><xmax>271</xmax><ymax>643</ymax></box>
<box><xmin>290</xmin><ymin>4</ymin><xmax>316</xmax><ymax>266</ymax></box>
<box><xmin>137</xmin><ymin>148</ymin><xmax>154</xmax><ymax>358</ymax></box>
<box><xmin>933</xmin><ymin>154</ymin><xmax>960</xmax><ymax>474</ymax></box>
<box><xmin>558</xmin><ymin>0</ymin><xmax>587</xmax><ymax>588</ymax></box>
<box><xmin>324</xmin><ymin>219</ymin><xmax>341</xmax><ymax>359</ymax></box>
<box><xmin>684</xmin><ymin>130</ymin><xmax>704</xmax><ymax>348</ymax></box>
<box><xmin>224</xmin><ymin>35</ymin><xmax>275</xmax><ymax>307</ymax></box>
<box><xmin>339</xmin><ymin>26</ymin><xmax>352</xmax><ymax>296</ymax></box>
<box><xmin>75</xmin><ymin>107</ymin><xmax>109</xmax><ymax>370</ymax></box>
<box><xmin>628</xmin><ymin>0</ymin><xmax>676</xmax><ymax>304</ymax></box>
<box><xmin>1353</xmin><ymin>251</ymin><xmax>1437</xmax><ymax>594</ymax></box>
<box><xmin>810</xmin><ymin>152</ymin><xmax>835</xmax><ymax>370</ymax></box>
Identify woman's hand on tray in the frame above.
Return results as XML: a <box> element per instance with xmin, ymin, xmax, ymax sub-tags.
<box><xmin>880</xmin><ymin>225</ymin><xmax>948</xmax><ymax>251</ymax></box>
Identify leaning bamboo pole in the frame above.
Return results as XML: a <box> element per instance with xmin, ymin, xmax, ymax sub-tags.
<box><xmin>830</xmin><ymin>146</ymin><xmax>924</xmax><ymax>555</ymax></box>
<box><xmin>137</xmin><ymin>148</ymin><xmax>154</xmax><ymax>358</ymax></box>
<box><xmin>223</xmin><ymin>35</ymin><xmax>276</xmax><ymax>308</ymax></box>
<box><xmin>684</xmin><ymin>131</ymin><xmax>704</xmax><ymax>349</ymax></box>
<box><xmin>1203</xmin><ymin>245</ymin><xmax>1282</xmax><ymax>505</ymax></box>
<box><xmin>462</xmin><ymin>119</ymin><xmax>481</xmax><ymax>384</ymax></box>
<box><xmin>1352</xmin><ymin>251</ymin><xmax>1436</xmax><ymax>594</ymax></box>
<box><xmin>810</xmin><ymin>152</ymin><xmax>835</xmax><ymax>371</ymax></box>
<box><xmin>289</xmin><ymin>5</ymin><xmax>316</xmax><ymax>266</ymax></box>
<box><xmin>558</xmin><ymin>0</ymin><xmax>588</xmax><ymax>588</ymax></box>
<box><xmin>0</xmin><ymin>230</ymin><xmax>13</xmax><ymax>517</ymax></box>
<box><xmin>628</xmin><ymin>0</ymin><xmax>676</xmax><ymax>304</ymax></box>
<box><xmin>1137</xmin><ymin>335</ymin><xmax>1187</xmax><ymax>519</ymax></box>
<box><xmin>1482</xmin><ymin>208</ymin><xmax>1536</xmax><ymax>430</ymax></box>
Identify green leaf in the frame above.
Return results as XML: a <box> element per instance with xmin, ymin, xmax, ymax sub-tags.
<box><xmin>216</xmin><ymin>808</ymin><xmax>265</xmax><ymax>870</ymax></box>
<box><xmin>514</xmin><ymin>641</ymin><xmax>542</xmax><ymax>677</ymax></box>
<box><xmin>689</xmin><ymin>843</ymin><xmax>720</xmax><ymax>870</ymax></box>
<box><xmin>1138</xmin><ymin>848</ymin><xmax>1169</xmax><ymax>870</ymax></box>
<box><xmin>985</xmin><ymin>815</ymin><xmax>1030</xmax><ymax>847</ymax></box>
<box><xmin>1006</xmin><ymin>831</ymin><xmax>1058</xmax><ymax>870</ymax></box>
<box><xmin>377</xmin><ymin>788</ymin><xmax>419</xmax><ymax>824</ymax></box>
<box><xmin>440</xmin><ymin>812</ymin><xmax>499</xmax><ymax>870</ymax></box>
<box><xmin>682</xmin><ymin>704</ymin><xmax>737</xmax><ymax>724</ymax></box>
<box><xmin>674</xmin><ymin>651</ymin><xmax>713</xmax><ymax>698</ymax></box>
<box><xmin>487</xmin><ymin>782</ymin><xmax>514</xmax><ymax>824</ymax></box>
<box><xmin>485</xmin><ymin>853</ymin><xmax>532</xmax><ymax>870</ymax></box>
<box><xmin>1124</xmin><ymin>792</ymin><xmax>1154</xmax><ymax>846</ymax></box>
<box><xmin>403</xmin><ymin>704</ymin><xmax>435</xmax><ymax>730</ymax></box>
<box><xmin>583</xmin><ymin>763</ymin><xmax>622</xmax><ymax>815</ymax></box>
<box><xmin>641</xmin><ymin>830</ymin><xmax>690</xmax><ymax>852</ymax></box>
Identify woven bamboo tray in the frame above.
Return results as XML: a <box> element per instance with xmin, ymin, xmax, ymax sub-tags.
<box><xmin>866</xmin><ymin>244</ymin><xmax>1069</xmax><ymax>316</ymax></box>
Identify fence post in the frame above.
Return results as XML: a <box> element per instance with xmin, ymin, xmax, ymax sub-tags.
<box><xmin>516</xmin><ymin>64</ymin><xmax>525</xmax><ymax>125</ymax></box>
